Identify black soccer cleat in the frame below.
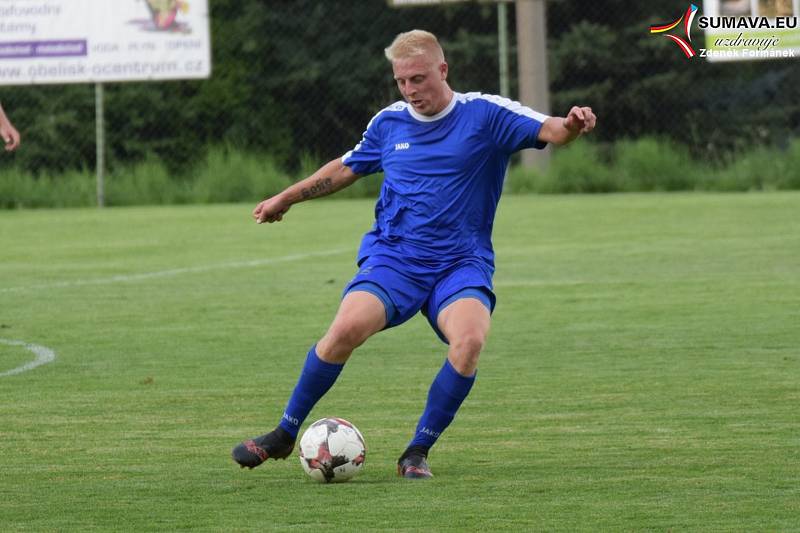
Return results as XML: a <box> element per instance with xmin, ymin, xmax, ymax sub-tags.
<box><xmin>232</xmin><ymin>426</ymin><xmax>295</xmax><ymax>469</ymax></box>
<box><xmin>397</xmin><ymin>446</ymin><xmax>433</xmax><ymax>479</ymax></box>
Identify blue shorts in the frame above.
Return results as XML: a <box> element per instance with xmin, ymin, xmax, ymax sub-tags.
<box><xmin>342</xmin><ymin>254</ymin><xmax>496</xmax><ymax>344</ymax></box>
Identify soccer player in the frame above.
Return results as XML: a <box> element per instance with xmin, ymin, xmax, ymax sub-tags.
<box><xmin>233</xmin><ymin>30</ymin><xmax>596</xmax><ymax>478</ymax></box>
<box><xmin>0</xmin><ymin>102</ymin><xmax>20</xmax><ymax>152</ymax></box>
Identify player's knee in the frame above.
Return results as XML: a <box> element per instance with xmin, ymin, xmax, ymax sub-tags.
<box><xmin>449</xmin><ymin>336</ymin><xmax>483</xmax><ymax>376</ymax></box>
<box><xmin>451</xmin><ymin>329</ymin><xmax>486</xmax><ymax>358</ymax></box>
<box><xmin>325</xmin><ymin>321</ymin><xmax>371</xmax><ymax>354</ymax></box>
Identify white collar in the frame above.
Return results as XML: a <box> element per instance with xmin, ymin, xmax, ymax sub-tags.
<box><xmin>407</xmin><ymin>91</ymin><xmax>458</xmax><ymax>122</ymax></box>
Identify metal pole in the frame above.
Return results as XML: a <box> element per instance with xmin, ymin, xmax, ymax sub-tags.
<box><xmin>95</xmin><ymin>82</ymin><xmax>105</xmax><ymax>208</ymax></box>
<box><xmin>498</xmin><ymin>1</ymin><xmax>510</xmax><ymax>97</ymax></box>
<box><xmin>516</xmin><ymin>0</ymin><xmax>551</xmax><ymax>170</ymax></box>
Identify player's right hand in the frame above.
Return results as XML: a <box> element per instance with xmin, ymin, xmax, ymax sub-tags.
<box><xmin>253</xmin><ymin>195</ymin><xmax>291</xmax><ymax>224</ymax></box>
<box><xmin>1</xmin><ymin>123</ymin><xmax>20</xmax><ymax>152</ymax></box>
<box><xmin>563</xmin><ymin>106</ymin><xmax>596</xmax><ymax>135</ymax></box>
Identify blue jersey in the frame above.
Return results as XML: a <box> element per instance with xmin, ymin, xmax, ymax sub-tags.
<box><xmin>342</xmin><ymin>92</ymin><xmax>548</xmax><ymax>270</ymax></box>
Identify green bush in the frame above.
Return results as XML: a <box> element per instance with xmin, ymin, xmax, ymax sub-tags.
<box><xmin>504</xmin><ymin>164</ymin><xmax>543</xmax><ymax>194</ymax></box>
<box><xmin>706</xmin><ymin>139</ymin><xmax>800</xmax><ymax>191</ymax></box>
<box><xmin>537</xmin><ymin>139</ymin><xmax>618</xmax><ymax>193</ymax></box>
<box><xmin>2</xmin><ymin>139</ymin><xmax>799</xmax><ymax>209</ymax></box>
<box><xmin>781</xmin><ymin>140</ymin><xmax>800</xmax><ymax>190</ymax></box>
<box><xmin>192</xmin><ymin>147</ymin><xmax>291</xmax><ymax>204</ymax></box>
<box><xmin>614</xmin><ymin>137</ymin><xmax>701</xmax><ymax>192</ymax></box>
<box><xmin>107</xmin><ymin>156</ymin><xmax>187</xmax><ymax>206</ymax></box>
<box><xmin>48</xmin><ymin>169</ymin><xmax>97</xmax><ymax>207</ymax></box>
<box><xmin>0</xmin><ymin>169</ymin><xmax>35</xmax><ymax>208</ymax></box>
<box><xmin>0</xmin><ymin>168</ymin><xmax>94</xmax><ymax>208</ymax></box>
<box><xmin>502</xmin><ymin>136</ymin><xmax>796</xmax><ymax>194</ymax></box>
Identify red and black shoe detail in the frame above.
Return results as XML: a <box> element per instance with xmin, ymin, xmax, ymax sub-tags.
<box><xmin>232</xmin><ymin>427</ymin><xmax>295</xmax><ymax>469</ymax></box>
<box><xmin>397</xmin><ymin>446</ymin><xmax>433</xmax><ymax>479</ymax></box>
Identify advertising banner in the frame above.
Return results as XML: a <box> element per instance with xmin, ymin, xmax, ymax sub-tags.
<box><xmin>0</xmin><ymin>0</ymin><xmax>211</xmax><ymax>85</ymax></box>
<box><xmin>701</xmin><ymin>0</ymin><xmax>800</xmax><ymax>61</ymax></box>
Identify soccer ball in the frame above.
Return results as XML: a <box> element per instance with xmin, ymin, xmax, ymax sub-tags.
<box><xmin>298</xmin><ymin>417</ymin><xmax>366</xmax><ymax>483</ymax></box>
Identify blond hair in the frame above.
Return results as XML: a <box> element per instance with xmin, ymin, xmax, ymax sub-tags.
<box><xmin>384</xmin><ymin>30</ymin><xmax>445</xmax><ymax>63</ymax></box>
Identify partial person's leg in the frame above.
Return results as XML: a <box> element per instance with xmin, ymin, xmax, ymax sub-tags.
<box><xmin>316</xmin><ymin>290</ymin><xmax>388</xmax><ymax>363</ymax></box>
<box><xmin>438</xmin><ymin>297</ymin><xmax>491</xmax><ymax>375</ymax></box>
<box><xmin>399</xmin><ymin>296</ymin><xmax>491</xmax><ymax>478</ymax></box>
<box><xmin>277</xmin><ymin>290</ymin><xmax>386</xmax><ymax>437</ymax></box>
<box><xmin>232</xmin><ymin>291</ymin><xmax>386</xmax><ymax>468</ymax></box>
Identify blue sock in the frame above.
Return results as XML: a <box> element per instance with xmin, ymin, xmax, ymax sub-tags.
<box><xmin>278</xmin><ymin>345</ymin><xmax>344</xmax><ymax>439</ymax></box>
<box><xmin>408</xmin><ymin>359</ymin><xmax>476</xmax><ymax>450</ymax></box>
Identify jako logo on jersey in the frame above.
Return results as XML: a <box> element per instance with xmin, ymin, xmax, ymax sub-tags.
<box><xmin>395</xmin><ymin>142</ymin><xmax>410</xmax><ymax>151</ymax></box>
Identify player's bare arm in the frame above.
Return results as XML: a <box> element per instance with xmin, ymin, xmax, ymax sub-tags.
<box><xmin>0</xmin><ymin>103</ymin><xmax>21</xmax><ymax>152</ymax></box>
<box><xmin>537</xmin><ymin>106</ymin><xmax>597</xmax><ymax>146</ymax></box>
<box><xmin>253</xmin><ymin>158</ymin><xmax>361</xmax><ymax>224</ymax></box>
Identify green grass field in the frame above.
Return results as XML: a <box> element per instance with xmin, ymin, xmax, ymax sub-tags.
<box><xmin>1</xmin><ymin>193</ymin><xmax>798</xmax><ymax>531</ymax></box>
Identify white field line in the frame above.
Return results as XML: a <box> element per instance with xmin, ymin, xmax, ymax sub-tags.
<box><xmin>0</xmin><ymin>339</ymin><xmax>56</xmax><ymax>377</ymax></box>
<box><xmin>0</xmin><ymin>248</ymin><xmax>351</xmax><ymax>294</ymax></box>
<box><xmin>493</xmin><ymin>279</ymin><xmax>598</xmax><ymax>288</ymax></box>
<box><xmin>496</xmin><ymin>280</ymin><xmax>565</xmax><ymax>287</ymax></box>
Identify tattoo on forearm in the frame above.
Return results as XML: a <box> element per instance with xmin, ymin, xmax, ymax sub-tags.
<box><xmin>301</xmin><ymin>177</ymin><xmax>333</xmax><ymax>199</ymax></box>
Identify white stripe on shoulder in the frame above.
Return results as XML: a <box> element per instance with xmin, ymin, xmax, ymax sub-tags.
<box><xmin>475</xmin><ymin>93</ymin><xmax>550</xmax><ymax>123</ymax></box>
<box><xmin>342</xmin><ymin>101</ymin><xmax>408</xmax><ymax>163</ymax></box>
<box><xmin>359</xmin><ymin>100</ymin><xmax>408</xmax><ymax>134</ymax></box>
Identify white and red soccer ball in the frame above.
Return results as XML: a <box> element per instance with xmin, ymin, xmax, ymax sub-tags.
<box><xmin>299</xmin><ymin>418</ymin><xmax>366</xmax><ymax>483</ymax></box>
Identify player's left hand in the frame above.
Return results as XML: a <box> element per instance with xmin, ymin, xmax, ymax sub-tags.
<box><xmin>564</xmin><ymin>106</ymin><xmax>596</xmax><ymax>135</ymax></box>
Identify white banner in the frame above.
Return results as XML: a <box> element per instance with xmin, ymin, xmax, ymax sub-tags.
<box><xmin>701</xmin><ymin>0</ymin><xmax>800</xmax><ymax>62</ymax></box>
<box><xmin>0</xmin><ymin>0</ymin><xmax>211</xmax><ymax>85</ymax></box>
